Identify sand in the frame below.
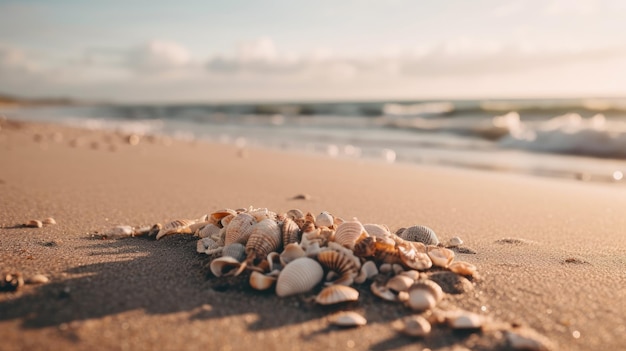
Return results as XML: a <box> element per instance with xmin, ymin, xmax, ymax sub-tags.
<box><xmin>1</xmin><ymin>120</ymin><xmax>625</xmax><ymax>351</ymax></box>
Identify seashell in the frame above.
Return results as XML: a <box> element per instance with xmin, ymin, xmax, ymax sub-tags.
<box><xmin>399</xmin><ymin>270</ymin><xmax>421</xmax><ymax>281</ymax></box>
<box><xmin>386</xmin><ymin>275</ymin><xmax>414</xmax><ymax>292</ymax></box>
<box><xmin>25</xmin><ymin>220</ymin><xmax>43</xmax><ymax>228</ymax></box>
<box><xmin>370</xmin><ymin>281</ymin><xmax>399</xmax><ymax>302</ymax></box>
<box><xmin>505</xmin><ymin>329</ymin><xmax>554</xmax><ymax>351</ymax></box>
<box><xmin>196</xmin><ymin>223</ymin><xmax>221</xmax><ymax>239</ymax></box>
<box><xmin>286</xmin><ymin>209</ymin><xmax>304</xmax><ymax>220</ymax></box>
<box><xmin>406</xmin><ymin>280</ymin><xmax>444</xmax><ymax>311</ymax></box>
<box><xmin>248</xmin><ymin>207</ymin><xmax>277</xmax><ymax>222</ymax></box>
<box><xmin>326</xmin><ymin>242</ymin><xmax>361</xmax><ymax>269</ymax></box>
<box><xmin>197</xmin><ymin>237</ymin><xmax>222</xmax><ymax>254</ymax></box>
<box><xmin>210</xmin><ymin>256</ymin><xmax>246</xmax><ymax>277</ymax></box>
<box><xmin>353</xmin><ymin>236</ymin><xmax>376</xmax><ymax>258</ymax></box>
<box><xmin>315</xmin><ymin>211</ymin><xmax>334</xmax><ymax>228</ymax></box>
<box><xmin>281</xmin><ymin>217</ymin><xmax>301</xmax><ymax>245</ymax></box>
<box><xmin>267</xmin><ymin>252</ymin><xmax>282</xmax><ymax>272</ymax></box>
<box><xmin>447</xmin><ymin>311</ymin><xmax>484</xmax><ymax>330</ymax></box>
<box><xmin>275</xmin><ymin>257</ymin><xmax>323</xmax><ymax>297</ymax></box>
<box><xmin>42</xmin><ymin>217</ymin><xmax>56</xmax><ymax>225</ymax></box>
<box><xmin>398</xmin><ymin>245</ymin><xmax>432</xmax><ymax>271</ymax></box>
<box><xmin>280</xmin><ymin>243</ymin><xmax>306</xmax><ymax>266</ymax></box>
<box><xmin>363</xmin><ymin>223</ymin><xmax>390</xmax><ymax>238</ymax></box>
<box><xmin>245</xmin><ymin>219</ymin><xmax>282</xmax><ymax>265</ymax></box>
<box><xmin>447</xmin><ymin>236</ymin><xmax>463</xmax><ymax>247</ymax></box>
<box><xmin>328</xmin><ymin>311</ymin><xmax>367</xmax><ymax>328</ymax></box>
<box><xmin>222</xmin><ymin>243</ymin><xmax>246</xmax><ymax>262</ymax></box>
<box><xmin>224</xmin><ymin>213</ymin><xmax>256</xmax><ymax>245</ymax></box>
<box><xmin>399</xmin><ymin>225</ymin><xmax>439</xmax><ymax>245</ymax></box>
<box><xmin>304</xmin><ymin>212</ymin><xmax>315</xmax><ymax>223</ymax></box>
<box><xmin>392</xmin><ymin>264</ymin><xmax>405</xmax><ymax>275</ymax></box>
<box><xmin>333</xmin><ymin>220</ymin><xmax>367</xmax><ymax>250</ymax></box>
<box><xmin>316</xmin><ymin>250</ymin><xmax>359</xmax><ymax>286</ymax></box>
<box><xmin>315</xmin><ymin>285</ymin><xmax>359</xmax><ymax>305</ymax></box>
<box><xmin>103</xmin><ymin>225</ymin><xmax>134</xmax><ymax>239</ymax></box>
<box><xmin>379</xmin><ymin>263</ymin><xmax>393</xmax><ymax>274</ymax></box>
<box><xmin>1</xmin><ymin>272</ymin><xmax>24</xmax><ymax>292</ymax></box>
<box><xmin>249</xmin><ymin>271</ymin><xmax>277</xmax><ymax>291</ymax></box>
<box><xmin>25</xmin><ymin>274</ymin><xmax>49</xmax><ymax>284</ymax></box>
<box><xmin>333</xmin><ymin>216</ymin><xmax>345</xmax><ymax>227</ymax></box>
<box><xmin>393</xmin><ymin>315</ymin><xmax>431</xmax><ymax>337</ymax></box>
<box><xmin>209</xmin><ymin>209</ymin><xmax>237</xmax><ymax>227</ymax></box>
<box><xmin>156</xmin><ymin>219</ymin><xmax>195</xmax><ymax>240</ymax></box>
<box><xmin>354</xmin><ymin>261</ymin><xmax>378</xmax><ymax>284</ymax></box>
<box><xmin>427</xmin><ymin>246</ymin><xmax>455</xmax><ymax>268</ymax></box>
<box><xmin>189</xmin><ymin>220</ymin><xmax>210</xmax><ymax>233</ymax></box>
<box><xmin>395</xmin><ymin>227</ymin><xmax>406</xmax><ymax>235</ymax></box>
<box><xmin>448</xmin><ymin>261</ymin><xmax>477</xmax><ymax>277</ymax></box>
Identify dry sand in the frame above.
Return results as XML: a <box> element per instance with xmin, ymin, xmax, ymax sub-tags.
<box><xmin>1</xmin><ymin>120</ymin><xmax>625</xmax><ymax>351</ymax></box>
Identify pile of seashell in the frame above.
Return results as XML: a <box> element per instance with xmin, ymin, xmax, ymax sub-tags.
<box><xmin>102</xmin><ymin>206</ymin><xmax>553</xmax><ymax>349</ymax></box>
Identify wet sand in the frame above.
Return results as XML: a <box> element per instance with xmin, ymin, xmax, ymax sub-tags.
<box><xmin>1</xmin><ymin>120</ymin><xmax>625</xmax><ymax>351</ymax></box>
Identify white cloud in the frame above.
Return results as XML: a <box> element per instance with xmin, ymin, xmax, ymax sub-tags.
<box><xmin>125</xmin><ymin>40</ymin><xmax>191</xmax><ymax>73</ymax></box>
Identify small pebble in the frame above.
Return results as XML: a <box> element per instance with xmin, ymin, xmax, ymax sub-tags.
<box><xmin>127</xmin><ymin>134</ymin><xmax>140</xmax><ymax>146</ymax></box>
<box><xmin>25</xmin><ymin>220</ymin><xmax>43</xmax><ymax>228</ymax></box>
<box><xmin>42</xmin><ymin>217</ymin><xmax>56</xmax><ymax>225</ymax></box>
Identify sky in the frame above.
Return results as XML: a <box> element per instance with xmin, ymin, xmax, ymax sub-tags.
<box><xmin>1</xmin><ymin>0</ymin><xmax>626</xmax><ymax>103</ymax></box>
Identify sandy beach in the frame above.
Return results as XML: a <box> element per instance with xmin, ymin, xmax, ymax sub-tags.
<box><xmin>1</xmin><ymin>119</ymin><xmax>625</xmax><ymax>351</ymax></box>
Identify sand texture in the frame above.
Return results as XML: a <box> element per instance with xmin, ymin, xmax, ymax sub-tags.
<box><xmin>1</xmin><ymin>120</ymin><xmax>625</xmax><ymax>351</ymax></box>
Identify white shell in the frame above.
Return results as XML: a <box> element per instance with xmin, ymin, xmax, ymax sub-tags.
<box><xmin>370</xmin><ymin>281</ymin><xmax>399</xmax><ymax>302</ymax></box>
<box><xmin>448</xmin><ymin>311</ymin><xmax>484</xmax><ymax>329</ymax></box>
<box><xmin>393</xmin><ymin>315</ymin><xmax>431</xmax><ymax>337</ymax></box>
<box><xmin>209</xmin><ymin>256</ymin><xmax>246</xmax><ymax>277</ymax></box>
<box><xmin>333</xmin><ymin>220</ymin><xmax>367</xmax><ymax>249</ymax></box>
<box><xmin>275</xmin><ymin>257</ymin><xmax>323</xmax><ymax>297</ymax></box>
<box><xmin>315</xmin><ymin>211</ymin><xmax>334</xmax><ymax>228</ymax></box>
<box><xmin>386</xmin><ymin>275</ymin><xmax>414</xmax><ymax>292</ymax></box>
<box><xmin>398</xmin><ymin>245</ymin><xmax>432</xmax><ymax>271</ymax></box>
<box><xmin>354</xmin><ymin>261</ymin><xmax>378</xmax><ymax>284</ymax></box>
<box><xmin>427</xmin><ymin>246</ymin><xmax>455</xmax><ymax>268</ymax></box>
<box><xmin>406</xmin><ymin>280</ymin><xmax>443</xmax><ymax>311</ymax></box>
<box><xmin>505</xmin><ymin>330</ymin><xmax>554</xmax><ymax>351</ymax></box>
<box><xmin>448</xmin><ymin>236</ymin><xmax>463</xmax><ymax>247</ymax></box>
<box><xmin>448</xmin><ymin>261</ymin><xmax>477</xmax><ymax>277</ymax></box>
<box><xmin>25</xmin><ymin>274</ymin><xmax>49</xmax><ymax>284</ymax></box>
<box><xmin>363</xmin><ymin>223</ymin><xmax>390</xmax><ymax>238</ymax></box>
<box><xmin>328</xmin><ymin>311</ymin><xmax>367</xmax><ymax>327</ymax></box>
<box><xmin>315</xmin><ymin>285</ymin><xmax>359</xmax><ymax>305</ymax></box>
<box><xmin>400</xmin><ymin>225</ymin><xmax>439</xmax><ymax>245</ymax></box>
<box><xmin>42</xmin><ymin>217</ymin><xmax>57</xmax><ymax>225</ymax></box>
<box><xmin>280</xmin><ymin>243</ymin><xmax>306</xmax><ymax>266</ymax></box>
<box><xmin>225</xmin><ymin>213</ymin><xmax>256</xmax><ymax>245</ymax></box>
<box><xmin>104</xmin><ymin>225</ymin><xmax>134</xmax><ymax>239</ymax></box>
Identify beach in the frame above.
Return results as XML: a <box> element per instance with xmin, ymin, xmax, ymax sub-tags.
<box><xmin>1</xmin><ymin>119</ymin><xmax>625</xmax><ymax>351</ymax></box>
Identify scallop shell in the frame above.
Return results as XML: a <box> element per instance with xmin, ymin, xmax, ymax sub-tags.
<box><xmin>245</xmin><ymin>219</ymin><xmax>282</xmax><ymax>264</ymax></box>
<box><xmin>249</xmin><ymin>271</ymin><xmax>277</xmax><ymax>291</ymax></box>
<box><xmin>334</xmin><ymin>220</ymin><xmax>367</xmax><ymax>249</ymax></box>
<box><xmin>427</xmin><ymin>246</ymin><xmax>455</xmax><ymax>268</ymax></box>
<box><xmin>328</xmin><ymin>311</ymin><xmax>367</xmax><ymax>327</ymax></box>
<box><xmin>209</xmin><ymin>256</ymin><xmax>246</xmax><ymax>277</ymax></box>
<box><xmin>280</xmin><ymin>243</ymin><xmax>306</xmax><ymax>266</ymax></box>
<box><xmin>363</xmin><ymin>223</ymin><xmax>390</xmax><ymax>238</ymax></box>
<box><xmin>156</xmin><ymin>219</ymin><xmax>195</xmax><ymax>240</ymax></box>
<box><xmin>25</xmin><ymin>220</ymin><xmax>43</xmax><ymax>228</ymax></box>
<box><xmin>196</xmin><ymin>223</ymin><xmax>221</xmax><ymax>239</ymax></box>
<box><xmin>354</xmin><ymin>260</ymin><xmax>379</xmax><ymax>284</ymax></box>
<box><xmin>353</xmin><ymin>236</ymin><xmax>376</xmax><ymax>258</ymax></box>
<box><xmin>224</xmin><ymin>213</ymin><xmax>256</xmax><ymax>245</ymax></box>
<box><xmin>406</xmin><ymin>280</ymin><xmax>444</xmax><ymax>311</ymax></box>
<box><xmin>315</xmin><ymin>285</ymin><xmax>360</xmax><ymax>305</ymax></box>
<box><xmin>281</xmin><ymin>217</ymin><xmax>301</xmax><ymax>245</ymax></box>
<box><xmin>399</xmin><ymin>225</ymin><xmax>439</xmax><ymax>245</ymax></box>
<box><xmin>222</xmin><ymin>243</ymin><xmax>246</xmax><ymax>262</ymax></box>
<box><xmin>448</xmin><ymin>261</ymin><xmax>477</xmax><ymax>277</ymax></box>
<box><xmin>393</xmin><ymin>315</ymin><xmax>431</xmax><ymax>337</ymax></box>
<box><xmin>275</xmin><ymin>257</ymin><xmax>323</xmax><ymax>297</ymax></box>
<box><xmin>386</xmin><ymin>275</ymin><xmax>414</xmax><ymax>292</ymax></box>
<box><xmin>316</xmin><ymin>250</ymin><xmax>359</xmax><ymax>286</ymax></box>
<box><xmin>315</xmin><ymin>211</ymin><xmax>334</xmax><ymax>228</ymax></box>
<box><xmin>209</xmin><ymin>209</ymin><xmax>237</xmax><ymax>227</ymax></box>
<box><xmin>42</xmin><ymin>217</ymin><xmax>57</xmax><ymax>225</ymax></box>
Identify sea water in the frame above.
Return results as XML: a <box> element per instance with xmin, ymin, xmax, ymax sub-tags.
<box><xmin>3</xmin><ymin>98</ymin><xmax>626</xmax><ymax>184</ymax></box>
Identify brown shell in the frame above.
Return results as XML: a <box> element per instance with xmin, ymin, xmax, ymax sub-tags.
<box><xmin>333</xmin><ymin>220</ymin><xmax>367</xmax><ymax>249</ymax></box>
<box><xmin>224</xmin><ymin>213</ymin><xmax>256</xmax><ymax>245</ymax></box>
<box><xmin>448</xmin><ymin>261</ymin><xmax>477</xmax><ymax>277</ymax></box>
<box><xmin>209</xmin><ymin>209</ymin><xmax>237</xmax><ymax>227</ymax></box>
<box><xmin>427</xmin><ymin>246</ymin><xmax>455</xmax><ymax>268</ymax></box>
<box><xmin>42</xmin><ymin>217</ymin><xmax>57</xmax><ymax>225</ymax></box>
<box><xmin>249</xmin><ymin>271</ymin><xmax>277</xmax><ymax>291</ymax></box>
<box><xmin>316</xmin><ymin>250</ymin><xmax>359</xmax><ymax>286</ymax></box>
<box><xmin>245</xmin><ymin>219</ymin><xmax>282</xmax><ymax>265</ymax></box>
<box><xmin>286</xmin><ymin>209</ymin><xmax>305</xmax><ymax>220</ymax></box>
<box><xmin>155</xmin><ymin>219</ymin><xmax>194</xmax><ymax>240</ymax></box>
<box><xmin>315</xmin><ymin>285</ymin><xmax>359</xmax><ymax>305</ymax></box>
<box><xmin>281</xmin><ymin>217</ymin><xmax>301</xmax><ymax>245</ymax></box>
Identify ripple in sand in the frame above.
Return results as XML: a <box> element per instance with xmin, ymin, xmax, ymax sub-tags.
<box><xmin>495</xmin><ymin>238</ymin><xmax>536</xmax><ymax>245</ymax></box>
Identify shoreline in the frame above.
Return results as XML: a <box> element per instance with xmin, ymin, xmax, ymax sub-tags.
<box><xmin>1</xmin><ymin>120</ymin><xmax>625</xmax><ymax>350</ymax></box>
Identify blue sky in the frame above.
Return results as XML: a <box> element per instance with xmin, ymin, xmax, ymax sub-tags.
<box><xmin>1</xmin><ymin>0</ymin><xmax>626</xmax><ymax>102</ymax></box>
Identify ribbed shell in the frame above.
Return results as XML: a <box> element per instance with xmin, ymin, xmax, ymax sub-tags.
<box><xmin>363</xmin><ymin>223</ymin><xmax>390</xmax><ymax>238</ymax></box>
<box><xmin>286</xmin><ymin>209</ymin><xmax>304</xmax><ymax>220</ymax></box>
<box><xmin>156</xmin><ymin>219</ymin><xmax>195</xmax><ymax>240</ymax></box>
<box><xmin>315</xmin><ymin>211</ymin><xmax>334</xmax><ymax>228</ymax></box>
<box><xmin>399</xmin><ymin>225</ymin><xmax>439</xmax><ymax>245</ymax></box>
<box><xmin>248</xmin><ymin>207</ymin><xmax>277</xmax><ymax>222</ymax></box>
<box><xmin>281</xmin><ymin>218</ymin><xmax>301</xmax><ymax>245</ymax></box>
<box><xmin>222</xmin><ymin>243</ymin><xmax>246</xmax><ymax>262</ymax></box>
<box><xmin>275</xmin><ymin>257</ymin><xmax>323</xmax><ymax>297</ymax></box>
<box><xmin>209</xmin><ymin>209</ymin><xmax>237</xmax><ymax>227</ymax></box>
<box><xmin>316</xmin><ymin>250</ymin><xmax>359</xmax><ymax>286</ymax></box>
<box><xmin>245</xmin><ymin>219</ymin><xmax>282</xmax><ymax>264</ymax></box>
<box><xmin>333</xmin><ymin>220</ymin><xmax>366</xmax><ymax>249</ymax></box>
<box><xmin>225</xmin><ymin>213</ymin><xmax>256</xmax><ymax>245</ymax></box>
<box><xmin>315</xmin><ymin>285</ymin><xmax>359</xmax><ymax>305</ymax></box>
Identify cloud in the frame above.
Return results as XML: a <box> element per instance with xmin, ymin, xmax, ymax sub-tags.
<box><xmin>125</xmin><ymin>40</ymin><xmax>191</xmax><ymax>73</ymax></box>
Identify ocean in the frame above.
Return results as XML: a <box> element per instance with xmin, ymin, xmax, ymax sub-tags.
<box><xmin>3</xmin><ymin>97</ymin><xmax>626</xmax><ymax>184</ymax></box>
